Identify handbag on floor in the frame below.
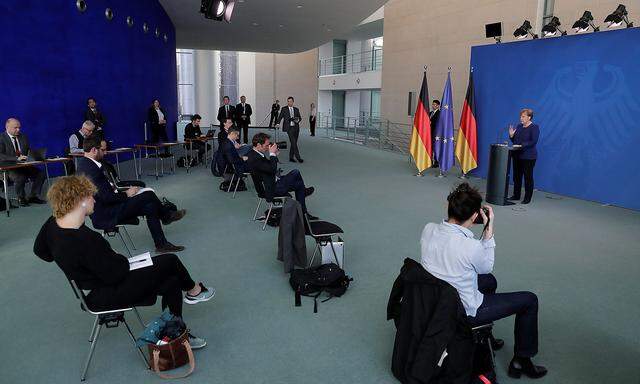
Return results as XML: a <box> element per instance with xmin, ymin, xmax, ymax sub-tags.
<box><xmin>148</xmin><ymin>329</ymin><xmax>195</xmax><ymax>379</ymax></box>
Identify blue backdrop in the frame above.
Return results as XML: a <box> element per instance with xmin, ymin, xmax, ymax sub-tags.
<box><xmin>471</xmin><ymin>28</ymin><xmax>640</xmax><ymax>211</ymax></box>
<box><xmin>0</xmin><ymin>0</ymin><xmax>177</xmax><ymax>164</ymax></box>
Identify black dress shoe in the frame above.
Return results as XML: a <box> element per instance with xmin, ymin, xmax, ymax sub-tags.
<box><xmin>18</xmin><ymin>197</ymin><xmax>29</xmax><ymax>207</ymax></box>
<box><xmin>296</xmin><ymin>158</ymin><xmax>304</xmax><ymax>163</ymax></box>
<box><xmin>289</xmin><ymin>158</ymin><xmax>297</xmax><ymax>163</ymax></box>
<box><xmin>507</xmin><ymin>195</ymin><xmax>520</xmax><ymax>201</ymax></box>
<box><xmin>490</xmin><ymin>336</ymin><xmax>505</xmax><ymax>351</ymax></box>
<box><xmin>508</xmin><ymin>357</ymin><xmax>548</xmax><ymax>379</ymax></box>
<box><xmin>521</xmin><ymin>198</ymin><xmax>532</xmax><ymax>204</ymax></box>
<box><xmin>156</xmin><ymin>242</ymin><xmax>186</xmax><ymax>253</ymax></box>
<box><xmin>28</xmin><ymin>196</ymin><xmax>46</xmax><ymax>204</ymax></box>
<box><xmin>304</xmin><ymin>187</ymin><xmax>315</xmax><ymax>197</ymax></box>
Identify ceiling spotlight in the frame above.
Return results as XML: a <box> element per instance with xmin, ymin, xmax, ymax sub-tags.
<box><xmin>542</xmin><ymin>16</ymin><xmax>567</xmax><ymax>37</ymax></box>
<box><xmin>200</xmin><ymin>0</ymin><xmax>235</xmax><ymax>22</ymax></box>
<box><xmin>572</xmin><ymin>11</ymin><xmax>599</xmax><ymax>33</ymax></box>
<box><xmin>605</xmin><ymin>4</ymin><xmax>634</xmax><ymax>28</ymax></box>
<box><xmin>513</xmin><ymin>20</ymin><xmax>538</xmax><ymax>39</ymax></box>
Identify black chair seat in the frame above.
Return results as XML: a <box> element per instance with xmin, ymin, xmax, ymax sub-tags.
<box><xmin>117</xmin><ymin>217</ymin><xmax>140</xmax><ymax>226</ymax></box>
<box><xmin>305</xmin><ymin>220</ymin><xmax>343</xmax><ymax>237</ymax></box>
<box><xmin>82</xmin><ymin>296</ymin><xmax>157</xmax><ymax>313</ymax></box>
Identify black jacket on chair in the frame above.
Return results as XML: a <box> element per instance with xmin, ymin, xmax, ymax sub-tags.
<box><xmin>76</xmin><ymin>156</ymin><xmax>127</xmax><ymax>230</ymax></box>
<box><xmin>246</xmin><ymin>149</ymin><xmax>278</xmax><ymax>201</ymax></box>
<box><xmin>387</xmin><ymin>258</ymin><xmax>474</xmax><ymax>384</ymax></box>
<box><xmin>221</xmin><ymin>139</ymin><xmax>246</xmax><ymax>176</ymax></box>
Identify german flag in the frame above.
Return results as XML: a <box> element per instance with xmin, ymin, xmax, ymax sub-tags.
<box><xmin>455</xmin><ymin>70</ymin><xmax>478</xmax><ymax>174</ymax></box>
<box><xmin>409</xmin><ymin>72</ymin><xmax>432</xmax><ymax>172</ymax></box>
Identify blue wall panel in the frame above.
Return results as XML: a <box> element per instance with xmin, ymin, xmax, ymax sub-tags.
<box><xmin>0</xmin><ymin>0</ymin><xmax>177</xmax><ymax>163</ymax></box>
<box><xmin>471</xmin><ymin>28</ymin><xmax>640</xmax><ymax>210</ymax></box>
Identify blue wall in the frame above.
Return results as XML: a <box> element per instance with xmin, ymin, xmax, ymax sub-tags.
<box><xmin>471</xmin><ymin>28</ymin><xmax>640</xmax><ymax>211</ymax></box>
<box><xmin>0</xmin><ymin>0</ymin><xmax>177</xmax><ymax>161</ymax></box>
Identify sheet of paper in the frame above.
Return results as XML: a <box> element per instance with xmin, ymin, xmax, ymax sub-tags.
<box><xmin>129</xmin><ymin>252</ymin><xmax>153</xmax><ymax>271</ymax></box>
<box><xmin>134</xmin><ymin>187</ymin><xmax>155</xmax><ymax>196</ymax></box>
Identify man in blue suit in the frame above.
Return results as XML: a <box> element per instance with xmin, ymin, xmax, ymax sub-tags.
<box><xmin>221</xmin><ymin>128</ymin><xmax>247</xmax><ymax>179</ymax></box>
<box><xmin>76</xmin><ymin>135</ymin><xmax>186</xmax><ymax>253</ymax></box>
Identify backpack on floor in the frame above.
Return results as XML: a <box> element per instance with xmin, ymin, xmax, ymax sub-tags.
<box><xmin>289</xmin><ymin>263</ymin><xmax>353</xmax><ymax>313</ymax></box>
<box><xmin>219</xmin><ymin>178</ymin><xmax>246</xmax><ymax>192</ymax></box>
<box><xmin>177</xmin><ymin>156</ymin><xmax>196</xmax><ymax>168</ymax></box>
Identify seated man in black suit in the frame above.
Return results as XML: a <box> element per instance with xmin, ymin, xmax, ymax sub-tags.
<box><xmin>76</xmin><ymin>135</ymin><xmax>185</xmax><ymax>253</ymax></box>
<box><xmin>0</xmin><ymin>118</ymin><xmax>46</xmax><ymax>206</ymax></box>
<box><xmin>246</xmin><ymin>132</ymin><xmax>316</xmax><ymax>219</ymax></box>
<box><xmin>184</xmin><ymin>114</ymin><xmax>210</xmax><ymax>163</ymax></box>
<box><xmin>98</xmin><ymin>139</ymin><xmax>145</xmax><ymax>188</ymax></box>
<box><xmin>218</xmin><ymin>118</ymin><xmax>251</xmax><ymax>157</ymax></box>
<box><xmin>221</xmin><ymin>128</ymin><xmax>247</xmax><ymax>180</ymax></box>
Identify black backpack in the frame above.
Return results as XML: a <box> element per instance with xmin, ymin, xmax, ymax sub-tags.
<box><xmin>289</xmin><ymin>263</ymin><xmax>353</xmax><ymax>313</ymax></box>
<box><xmin>177</xmin><ymin>156</ymin><xmax>196</xmax><ymax>168</ymax></box>
<box><xmin>264</xmin><ymin>207</ymin><xmax>282</xmax><ymax>227</ymax></box>
<box><xmin>219</xmin><ymin>178</ymin><xmax>247</xmax><ymax>192</ymax></box>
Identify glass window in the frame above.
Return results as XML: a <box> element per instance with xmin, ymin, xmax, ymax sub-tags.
<box><xmin>176</xmin><ymin>49</ymin><xmax>195</xmax><ymax>117</ymax></box>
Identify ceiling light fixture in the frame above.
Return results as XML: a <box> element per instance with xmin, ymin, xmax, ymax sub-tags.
<box><xmin>200</xmin><ymin>0</ymin><xmax>235</xmax><ymax>22</ymax></box>
<box><xmin>513</xmin><ymin>20</ymin><xmax>538</xmax><ymax>39</ymax></box>
<box><xmin>572</xmin><ymin>11</ymin><xmax>599</xmax><ymax>33</ymax></box>
<box><xmin>542</xmin><ymin>16</ymin><xmax>567</xmax><ymax>37</ymax></box>
<box><xmin>604</xmin><ymin>4</ymin><xmax>634</xmax><ymax>28</ymax></box>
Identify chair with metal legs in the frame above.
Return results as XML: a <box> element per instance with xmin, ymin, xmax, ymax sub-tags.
<box><xmin>249</xmin><ymin>173</ymin><xmax>288</xmax><ymax>230</ymax></box>
<box><xmin>68</xmin><ymin>279</ymin><xmax>156</xmax><ymax>381</ymax></box>
<box><xmin>303</xmin><ymin>213</ymin><xmax>344</xmax><ymax>267</ymax></box>
<box><xmin>471</xmin><ymin>322</ymin><xmax>496</xmax><ymax>370</ymax></box>
<box><xmin>101</xmin><ymin>217</ymin><xmax>140</xmax><ymax>257</ymax></box>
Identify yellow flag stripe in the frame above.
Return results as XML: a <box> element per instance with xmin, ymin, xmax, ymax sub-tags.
<box><xmin>454</xmin><ymin>129</ymin><xmax>478</xmax><ymax>174</ymax></box>
<box><xmin>410</xmin><ymin>127</ymin><xmax>432</xmax><ymax>172</ymax></box>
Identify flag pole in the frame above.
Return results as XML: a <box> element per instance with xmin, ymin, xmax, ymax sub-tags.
<box><xmin>436</xmin><ymin>66</ymin><xmax>452</xmax><ymax>178</ymax></box>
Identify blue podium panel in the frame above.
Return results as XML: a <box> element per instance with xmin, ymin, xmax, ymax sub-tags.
<box><xmin>471</xmin><ymin>28</ymin><xmax>640</xmax><ymax>210</ymax></box>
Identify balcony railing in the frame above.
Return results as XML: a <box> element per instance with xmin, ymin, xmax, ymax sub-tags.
<box><xmin>318</xmin><ymin>48</ymin><xmax>383</xmax><ymax>76</ymax></box>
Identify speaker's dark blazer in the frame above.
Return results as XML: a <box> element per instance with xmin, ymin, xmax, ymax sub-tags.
<box><xmin>278</xmin><ymin>106</ymin><xmax>301</xmax><ymax>133</ymax></box>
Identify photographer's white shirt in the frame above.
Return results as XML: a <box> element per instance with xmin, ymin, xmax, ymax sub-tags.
<box><xmin>420</xmin><ymin>220</ymin><xmax>495</xmax><ymax>317</ymax></box>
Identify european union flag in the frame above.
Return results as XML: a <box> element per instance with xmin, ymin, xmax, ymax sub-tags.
<box><xmin>434</xmin><ymin>72</ymin><xmax>455</xmax><ymax>173</ymax></box>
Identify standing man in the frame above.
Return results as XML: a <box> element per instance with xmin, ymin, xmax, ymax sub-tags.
<box><xmin>430</xmin><ymin>100</ymin><xmax>441</xmax><ymax>168</ymax></box>
<box><xmin>278</xmin><ymin>96</ymin><xmax>303</xmax><ymax>163</ymax></box>
<box><xmin>0</xmin><ymin>118</ymin><xmax>46</xmax><ymax>206</ymax></box>
<box><xmin>217</xmin><ymin>96</ymin><xmax>235</xmax><ymax>128</ymax></box>
<box><xmin>85</xmin><ymin>97</ymin><xmax>106</xmax><ymax>140</ymax></box>
<box><xmin>269</xmin><ymin>100</ymin><xmax>280</xmax><ymax>128</ymax></box>
<box><xmin>235</xmin><ymin>95</ymin><xmax>252</xmax><ymax>144</ymax></box>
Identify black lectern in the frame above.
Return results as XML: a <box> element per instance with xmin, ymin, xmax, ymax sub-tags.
<box><xmin>486</xmin><ymin>144</ymin><xmax>519</xmax><ymax>205</ymax></box>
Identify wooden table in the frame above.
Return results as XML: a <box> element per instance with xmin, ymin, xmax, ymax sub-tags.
<box><xmin>1</xmin><ymin>158</ymin><xmax>72</xmax><ymax>217</ymax></box>
<box><xmin>135</xmin><ymin>143</ymin><xmax>182</xmax><ymax>180</ymax></box>
<box><xmin>184</xmin><ymin>136</ymin><xmax>215</xmax><ymax>173</ymax></box>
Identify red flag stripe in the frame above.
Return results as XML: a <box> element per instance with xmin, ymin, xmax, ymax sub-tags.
<box><xmin>459</xmin><ymin>100</ymin><xmax>477</xmax><ymax>158</ymax></box>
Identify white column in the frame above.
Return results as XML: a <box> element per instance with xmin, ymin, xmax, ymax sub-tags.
<box><xmin>193</xmin><ymin>49</ymin><xmax>220</xmax><ymax>127</ymax></box>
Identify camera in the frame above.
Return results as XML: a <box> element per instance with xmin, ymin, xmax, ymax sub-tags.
<box><xmin>276</xmin><ymin>141</ymin><xmax>287</xmax><ymax>149</ymax></box>
<box><xmin>473</xmin><ymin>207</ymin><xmax>490</xmax><ymax>225</ymax></box>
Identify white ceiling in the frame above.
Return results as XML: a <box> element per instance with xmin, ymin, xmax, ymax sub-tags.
<box><xmin>158</xmin><ymin>0</ymin><xmax>388</xmax><ymax>53</ymax></box>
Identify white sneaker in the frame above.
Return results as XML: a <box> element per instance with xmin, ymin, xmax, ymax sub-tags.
<box><xmin>188</xmin><ymin>333</ymin><xmax>207</xmax><ymax>350</ymax></box>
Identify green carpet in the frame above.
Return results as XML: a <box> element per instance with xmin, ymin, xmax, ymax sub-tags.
<box><xmin>0</xmin><ymin>131</ymin><xmax>638</xmax><ymax>383</ymax></box>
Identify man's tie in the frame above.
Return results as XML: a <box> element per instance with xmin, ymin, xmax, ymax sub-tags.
<box><xmin>226</xmin><ymin>105</ymin><xmax>229</xmax><ymax>117</ymax></box>
<box><xmin>12</xmin><ymin>136</ymin><xmax>21</xmax><ymax>156</ymax></box>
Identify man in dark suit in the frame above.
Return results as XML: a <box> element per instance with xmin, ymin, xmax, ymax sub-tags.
<box><xmin>246</xmin><ymin>132</ymin><xmax>316</xmax><ymax>219</ymax></box>
<box><xmin>221</xmin><ymin>128</ymin><xmax>248</xmax><ymax>181</ymax></box>
<box><xmin>85</xmin><ymin>97</ymin><xmax>106</xmax><ymax>139</ymax></box>
<box><xmin>184</xmin><ymin>114</ymin><xmax>210</xmax><ymax>163</ymax></box>
<box><xmin>269</xmin><ymin>100</ymin><xmax>280</xmax><ymax>128</ymax></box>
<box><xmin>76</xmin><ymin>135</ymin><xmax>186</xmax><ymax>253</ymax></box>
<box><xmin>235</xmin><ymin>95</ymin><xmax>252</xmax><ymax>144</ymax></box>
<box><xmin>217</xmin><ymin>96</ymin><xmax>235</xmax><ymax>128</ymax></box>
<box><xmin>0</xmin><ymin>118</ymin><xmax>46</xmax><ymax>206</ymax></box>
<box><xmin>430</xmin><ymin>100</ymin><xmax>441</xmax><ymax>168</ymax></box>
<box><xmin>277</xmin><ymin>96</ymin><xmax>303</xmax><ymax>162</ymax></box>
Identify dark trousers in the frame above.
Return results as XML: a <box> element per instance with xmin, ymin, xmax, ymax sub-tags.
<box><xmin>87</xmin><ymin>253</ymin><xmax>195</xmax><ymax>317</ymax></box>
<box><xmin>468</xmin><ymin>274</ymin><xmax>539</xmax><ymax>358</ymax></box>
<box><xmin>237</xmin><ymin>121</ymin><xmax>249</xmax><ymax>144</ymax></box>
<box><xmin>189</xmin><ymin>141</ymin><xmax>208</xmax><ymax>162</ymax></box>
<box><xmin>8</xmin><ymin>166</ymin><xmax>45</xmax><ymax>199</ymax></box>
<box><xmin>286</xmin><ymin>128</ymin><xmax>301</xmax><ymax>160</ymax></box>
<box><xmin>275</xmin><ymin>169</ymin><xmax>307</xmax><ymax>212</ymax></box>
<box><xmin>150</xmin><ymin>123</ymin><xmax>170</xmax><ymax>154</ymax></box>
<box><xmin>309</xmin><ymin>117</ymin><xmax>316</xmax><ymax>136</ymax></box>
<box><xmin>512</xmin><ymin>157</ymin><xmax>536</xmax><ymax>201</ymax></box>
<box><xmin>117</xmin><ymin>191</ymin><xmax>171</xmax><ymax>246</ymax></box>
<box><xmin>269</xmin><ymin>113</ymin><xmax>278</xmax><ymax>127</ymax></box>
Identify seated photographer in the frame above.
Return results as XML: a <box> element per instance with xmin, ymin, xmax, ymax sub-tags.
<box><xmin>246</xmin><ymin>132</ymin><xmax>317</xmax><ymax>220</ymax></box>
<box><xmin>98</xmin><ymin>139</ymin><xmax>145</xmax><ymax>188</ymax></box>
<box><xmin>420</xmin><ymin>183</ymin><xmax>547</xmax><ymax>379</ymax></box>
<box><xmin>218</xmin><ymin>118</ymin><xmax>251</xmax><ymax>157</ymax></box>
<box><xmin>33</xmin><ymin>175</ymin><xmax>215</xmax><ymax>348</ymax></box>
<box><xmin>184</xmin><ymin>114</ymin><xmax>210</xmax><ymax>163</ymax></box>
<box><xmin>221</xmin><ymin>128</ymin><xmax>248</xmax><ymax>180</ymax></box>
<box><xmin>77</xmin><ymin>135</ymin><xmax>186</xmax><ymax>253</ymax></box>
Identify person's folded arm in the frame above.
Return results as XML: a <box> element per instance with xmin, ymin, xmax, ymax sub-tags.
<box><xmin>84</xmin><ymin>236</ymin><xmax>130</xmax><ymax>285</ymax></box>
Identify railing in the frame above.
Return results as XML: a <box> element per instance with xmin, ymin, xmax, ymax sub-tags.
<box><xmin>318</xmin><ymin>48</ymin><xmax>383</xmax><ymax>76</ymax></box>
<box><xmin>317</xmin><ymin>114</ymin><xmax>412</xmax><ymax>155</ymax></box>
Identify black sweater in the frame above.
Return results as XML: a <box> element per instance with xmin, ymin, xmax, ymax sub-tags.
<box><xmin>33</xmin><ymin>216</ymin><xmax>129</xmax><ymax>290</ymax></box>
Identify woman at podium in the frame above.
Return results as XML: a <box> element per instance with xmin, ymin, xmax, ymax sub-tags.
<box><xmin>508</xmin><ymin>109</ymin><xmax>540</xmax><ymax>204</ymax></box>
